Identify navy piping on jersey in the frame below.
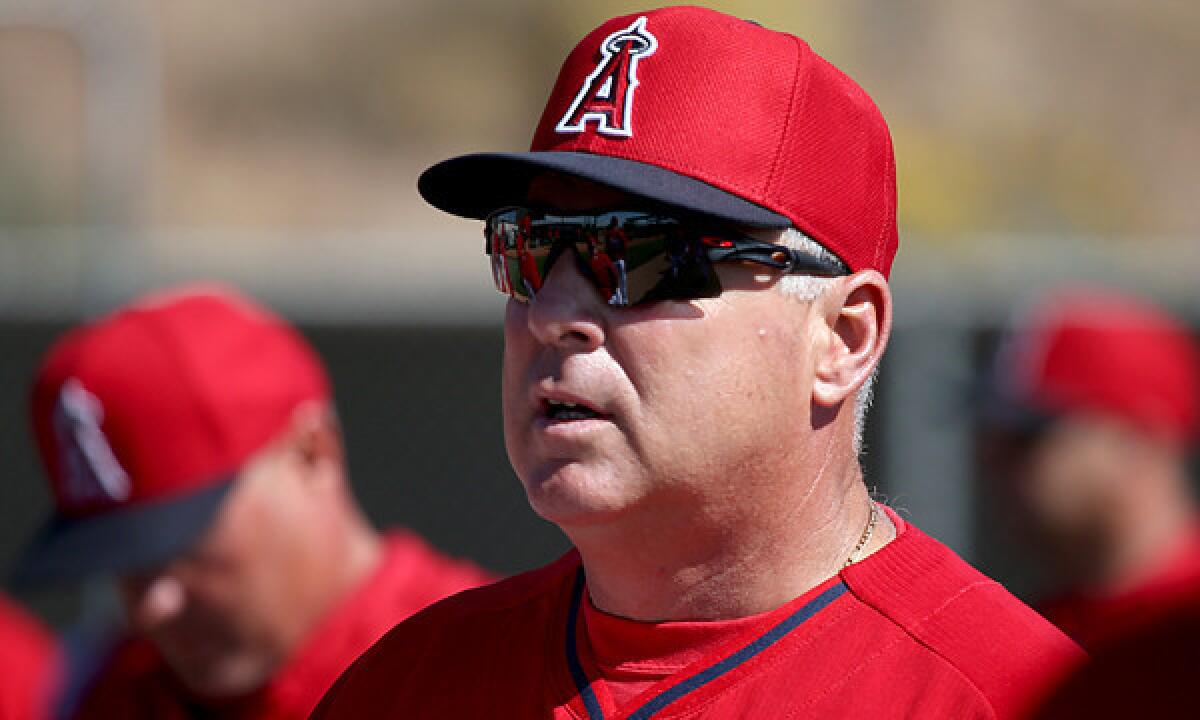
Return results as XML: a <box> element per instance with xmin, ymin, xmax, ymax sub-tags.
<box><xmin>566</xmin><ymin>568</ymin><xmax>605</xmax><ymax>720</ymax></box>
<box><xmin>564</xmin><ymin>567</ymin><xmax>849</xmax><ymax>719</ymax></box>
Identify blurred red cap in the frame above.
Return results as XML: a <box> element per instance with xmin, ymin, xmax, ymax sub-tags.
<box><xmin>12</xmin><ymin>284</ymin><xmax>330</xmax><ymax>585</ymax></box>
<box><xmin>1000</xmin><ymin>288</ymin><xmax>1200</xmax><ymax>446</ymax></box>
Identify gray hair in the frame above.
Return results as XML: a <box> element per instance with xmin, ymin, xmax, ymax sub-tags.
<box><xmin>775</xmin><ymin>228</ymin><xmax>877</xmax><ymax>455</ymax></box>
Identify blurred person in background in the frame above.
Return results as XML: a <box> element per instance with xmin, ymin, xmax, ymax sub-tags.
<box><xmin>6</xmin><ymin>284</ymin><xmax>493</xmax><ymax>719</ymax></box>
<box><xmin>981</xmin><ymin>286</ymin><xmax>1200</xmax><ymax>650</ymax></box>
<box><xmin>0</xmin><ymin>593</ymin><xmax>59</xmax><ymax>720</ymax></box>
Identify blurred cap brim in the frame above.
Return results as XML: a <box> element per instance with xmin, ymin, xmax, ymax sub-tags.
<box><xmin>972</xmin><ymin>375</ymin><xmax>1056</xmax><ymax>439</ymax></box>
<box><xmin>9</xmin><ymin>479</ymin><xmax>235</xmax><ymax>588</ymax></box>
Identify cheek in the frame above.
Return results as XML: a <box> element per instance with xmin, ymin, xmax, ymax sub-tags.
<box><xmin>194</xmin><ymin>498</ymin><xmax>287</xmax><ymax>611</ymax></box>
<box><xmin>617</xmin><ymin>314</ymin><xmax>808</xmax><ymax>458</ymax></box>
<box><xmin>1022</xmin><ymin>456</ymin><xmax>1066</xmax><ymax>516</ymax></box>
<box><xmin>1024</xmin><ymin>439</ymin><xmax>1103</xmax><ymax>527</ymax></box>
<box><xmin>649</xmin><ymin>315</ymin><xmax>803</xmax><ymax>401</ymax></box>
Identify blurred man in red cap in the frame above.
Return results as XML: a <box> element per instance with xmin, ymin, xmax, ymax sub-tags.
<box><xmin>982</xmin><ymin>286</ymin><xmax>1200</xmax><ymax>650</ymax></box>
<box><xmin>0</xmin><ymin>594</ymin><xmax>59</xmax><ymax>720</ymax></box>
<box><xmin>8</xmin><ymin>284</ymin><xmax>492</xmax><ymax>719</ymax></box>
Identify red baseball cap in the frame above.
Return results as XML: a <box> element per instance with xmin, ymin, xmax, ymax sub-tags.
<box><xmin>418</xmin><ymin>6</ymin><xmax>898</xmax><ymax>277</ymax></box>
<box><xmin>991</xmin><ymin>288</ymin><xmax>1200</xmax><ymax>446</ymax></box>
<box><xmin>11</xmin><ymin>284</ymin><xmax>330</xmax><ymax>586</ymax></box>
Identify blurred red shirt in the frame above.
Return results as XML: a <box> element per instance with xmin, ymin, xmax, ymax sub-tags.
<box><xmin>71</xmin><ymin>531</ymin><xmax>493</xmax><ymax>720</ymax></box>
<box><xmin>0</xmin><ymin>594</ymin><xmax>59</xmax><ymax>720</ymax></box>
<box><xmin>1038</xmin><ymin>522</ymin><xmax>1200</xmax><ymax>649</ymax></box>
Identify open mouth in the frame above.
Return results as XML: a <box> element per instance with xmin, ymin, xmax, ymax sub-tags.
<box><xmin>543</xmin><ymin>399</ymin><xmax>601</xmax><ymax>421</ymax></box>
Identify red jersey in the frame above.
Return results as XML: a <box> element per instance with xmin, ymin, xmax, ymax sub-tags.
<box><xmin>72</xmin><ymin>531</ymin><xmax>492</xmax><ymax>720</ymax></box>
<box><xmin>0</xmin><ymin>595</ymin><xmax>59</xmax><ymax>720</ymax></box>
<box><xmin>314</xmin><ymin>512</ymin><xmax>1083</xmax><ymax>719</ymax></box>
<box><xmin>1038</xmin><ymin>522</ymin><xmax>1200</xmax><ymax>650</ymax></box>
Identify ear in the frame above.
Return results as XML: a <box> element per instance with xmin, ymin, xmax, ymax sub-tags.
<box><xmin>811</xmin><ymin>270</ymin><xmax>892</xmax><ymax>408</ymax></box>
<box><xmin>285</xmin><ymin>401</ymin><xmax>345</xmax><ymax>487</ymax></box>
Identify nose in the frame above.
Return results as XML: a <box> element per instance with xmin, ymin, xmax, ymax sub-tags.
<box><xmin>121</xmin><ymin>572</ymin><xmax>187</xmax><ymax>632</ymax></box>
<box><xmin>523</xmin><ymin>253</ymin><xmax>606</xmax><ymax>352</ymax></box>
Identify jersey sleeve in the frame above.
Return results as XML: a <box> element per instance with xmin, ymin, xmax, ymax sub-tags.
<box><xmin>309</xmin><ymin>615</ymin><xmax>434</xmax><ymax>719</ymax></box>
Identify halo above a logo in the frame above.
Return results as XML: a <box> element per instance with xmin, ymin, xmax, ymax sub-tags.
<box><xmin>556</xmin><ymin>17</ymin><xmax>658</xmax><ymax>138</ymax></box>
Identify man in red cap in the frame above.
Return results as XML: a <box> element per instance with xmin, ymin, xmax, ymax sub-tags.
<box><xmin>0</xmin><ymin>594</ymin><xmax>59</xmax><ymax>720</ymax></box>
<box><xmin>9</xmin><ymin>284</ymin><xmax>492</xmax><ymax>719</ymax></box>
<box><xmin>982</xmin><ymin>287</ymin><xmax>1200</xmax><ymax>650</ymax></box>
<box><xmin>315</xmin><ymin>7</ymin><xmax>1081</xmax><ymax>718</ymax></box>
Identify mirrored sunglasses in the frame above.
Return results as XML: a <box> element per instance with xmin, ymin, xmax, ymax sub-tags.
<box><xmin>484</xmin><ymin>208</ymin><xmax>846</xmax><ymax>307</ymax></box>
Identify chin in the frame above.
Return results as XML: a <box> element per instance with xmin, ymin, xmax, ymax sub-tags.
<box><xmin>166</xmin><ymin>652</ymin><xmax>273</xmax><ymax>700</ymax></box>
<box><xmin>519</xmin><ymin>461</ymin><xmax>636</xmax><ymax>527</ymax></box>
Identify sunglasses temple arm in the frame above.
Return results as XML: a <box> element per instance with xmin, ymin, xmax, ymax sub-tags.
<box><xmin>711</xmin><ymin>243</ymin><xmax>844</xmax><ymax>276</ymax></box>
<box><xmin>706</xmin><ymin>245</ymin><xmax>791</xmax><ymax>269</ymax></box>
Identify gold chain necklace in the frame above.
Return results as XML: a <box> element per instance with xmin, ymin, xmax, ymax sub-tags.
<box><xmin>843</xmin><ymin>501</ymin><xmax>878</xmax><ymax>568</ymax></box>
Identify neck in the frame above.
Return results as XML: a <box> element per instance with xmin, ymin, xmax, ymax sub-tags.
<box><xmin>334</xmin><ymin>515</ymin><xmax>385</xmax><ymax>595</ymax></box>
<box><xmin>277</xmin><ymin>509</ymin><xmax>383</xmax><ymax>658</ymax></box>
<box><xmin>567</xmin><ymin>454</ymin><xmax>888</xmax><ymax>622</ymax></box>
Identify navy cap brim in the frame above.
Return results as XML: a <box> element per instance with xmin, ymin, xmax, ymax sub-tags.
<box><xmin>418</xmin><ymin>151</ymin><xmax>792</xmax><ymax>228</ymax></box>
<box><xmin>972</xmin><ymin>373</ymin><xmax>1057</xmax><ymax>439</ymax></box>
<box><xmin>8</xmin><ymin>479</ymin><xmax>235</xmax><ymax>588</ymax></box>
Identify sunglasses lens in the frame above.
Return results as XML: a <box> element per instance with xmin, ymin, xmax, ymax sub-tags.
<box><xmin>486</xmin><ymin>214</ymin><xmax>546</xmax><ymax>302</ymax></box>
<box><xmin>625</xmin><ymin>231</ymin><xmax>722</xmax><ymax>304</ymax></box>
<box><xmin>486</xmin><ymin>209</ymin><xmax>724</xmax><ymax>306</ymax></box>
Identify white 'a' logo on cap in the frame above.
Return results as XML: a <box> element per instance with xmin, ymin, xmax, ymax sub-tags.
<box><xmin>53</xmin><ymin>378</ymin><xmax>131</xmax><ymax>504</ymax></box>
<box><xmin>556</xmin><ymin>17</ymin><xmax>658</xmax><ymax>138</ymax></box>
